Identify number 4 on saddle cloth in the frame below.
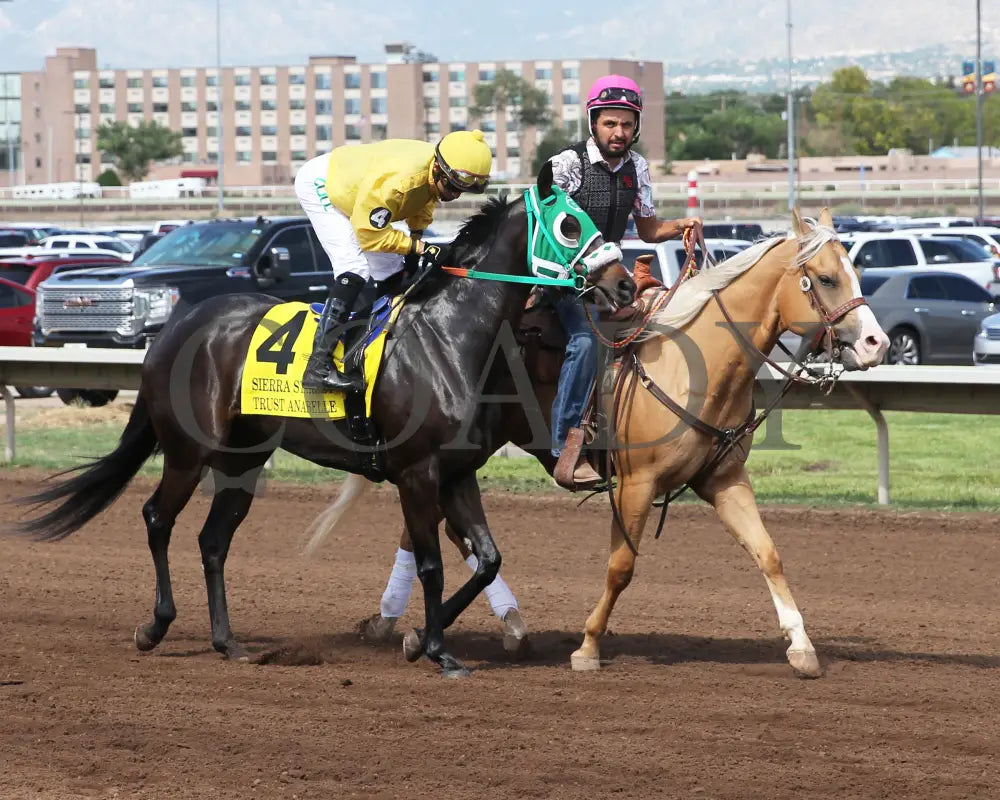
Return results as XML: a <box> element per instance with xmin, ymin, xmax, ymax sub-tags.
<box><xmin>240</xmin><ymin>295</ymin><xmax>404</xmax><ymax>422</ymax></box>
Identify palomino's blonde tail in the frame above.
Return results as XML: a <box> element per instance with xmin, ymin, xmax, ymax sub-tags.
<box><xmin>302</xmin><ymin>473</ymin><xmax>372</xmax><ymax>556</ymax></box>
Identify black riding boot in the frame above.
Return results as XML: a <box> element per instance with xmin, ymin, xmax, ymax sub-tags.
<box><xmin>302</xmin><ymin>273</ymin><xmax>366</xmax><ymax>392</ymax></box>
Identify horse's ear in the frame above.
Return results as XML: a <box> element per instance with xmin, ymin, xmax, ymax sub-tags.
<box><xmin>537</xmin><ymin>160</ymin><xmax>555</xmax><ymax>199</ymax></box>
<box><xmin>817</xmin><ymin>207</ymin><xmax>834</xmax><ymax>229</ymax></box>
<box><xmin>791</xmin><ymin>208</ymin><xmax>810</xmax><ymax>237</ymax></box>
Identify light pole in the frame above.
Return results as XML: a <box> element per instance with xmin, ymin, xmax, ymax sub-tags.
<box><xmin>1</xmin><ymin>0</ymin><xmax>13</xmax><ymax>191</ymax></box>
<box><xmin>786</xmin><ymin>0</ymin><xmax>796</xmax><ymax>212</ymax></box>
<box><xmin>976</xmin><ymin>0</ymin><xmax>984</xmax><ymax>219</ymax></box>
<box><xmin>216</xmin><ymin>0</ymin><xmax>224</xmax><ymax>213</ymax></box>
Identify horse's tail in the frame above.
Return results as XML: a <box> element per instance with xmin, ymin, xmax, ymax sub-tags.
<box><xmin>16</xmin><ymin>394</ymin><xmax>159</xmax><ymax>541</ymax></box>
<box><xmin>302</xmin><ymin>473</ymin><xmax>372</xmax><ymax>556</ymax></box>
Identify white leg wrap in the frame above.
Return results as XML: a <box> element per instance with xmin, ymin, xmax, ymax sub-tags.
<box><xmin>379</xmin><ymin>548</ymin><xmax>417</xmax><ymax>619</ymax></box>
<box><xmin>465</xmin><ymin>554</ymin><xmax>518</xmax><ymax>620</ymax></box>
<box><xmin>771</xmin><ymin>590</ymin><xmax>812</xmax><ymax>653</ymax></box>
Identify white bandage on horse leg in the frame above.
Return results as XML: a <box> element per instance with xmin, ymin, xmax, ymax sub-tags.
<box><xmin>379</xmin><ymin>548</ymin><xmax>417</xmax><ymax>619</ymax></box>
<box><xmin>465</xmin><ymin>554</ymin><xmax>518</xmax><ymax>620</ymax></box>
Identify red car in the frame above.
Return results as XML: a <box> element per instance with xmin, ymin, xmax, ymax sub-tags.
<box><xmin>0</xmin><ymin>275</ymin><xmax>34</xmax><ymax>346</ymax></box>
<box><xmin>0</xmin><ymin>254</ymin><xmax>122</xmax><ymax>292</ymax></box>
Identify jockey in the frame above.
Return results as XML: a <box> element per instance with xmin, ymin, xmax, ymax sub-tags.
<box><xmin>296</xmin><ymin>130</ymin><xmax>492</xmax><ymax>391</ymax></box>
<box><xmin>546</xmin><ymin>74</ymin><xmax>701</xmax><ymax>488</ymax></box>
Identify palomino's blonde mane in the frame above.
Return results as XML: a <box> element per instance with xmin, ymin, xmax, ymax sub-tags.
<box><xmin>641</xmin><ymin>222</ymin><xmax>840</xmax><ymax>335</ymax></box>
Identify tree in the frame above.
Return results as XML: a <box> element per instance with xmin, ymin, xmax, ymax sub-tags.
<box><xmin>471</xmin><ymin>69</ymin><xmax>552</xmax><ymax>177</ymax></box>
<box><xmin>532</xmin><ymin>126</ymin><xmax>573</xmax><ymax>174</ymax></box>
<box><xmin>96</xmin><ymin>120</ymin><xmax>183</xmax><ymax>182</ymax></box>
<box><xmin>666</xmin><ymin>92</ymin><xmax>786</xmax><ymax>160</ymax></box>
<box><xmin>95</xmin><ymin>168</ymin><xmax>121</xmax><ymax>187</ymax></box>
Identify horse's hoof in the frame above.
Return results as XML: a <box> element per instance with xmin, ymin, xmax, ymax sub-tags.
<box><xmin>402</xmin><ymin>629</ymin><xmax>423</xmax><ymax>663</ymax></box>
<box><xmin>787</xmin><ymin>648</ymin><xmax>823</xmax><ymax>679</ymax></box>
<box><xmin>224</xmin><ymin>642</ymin><xmax>250</xmax><ymax>663</ymax></box>
<box><xmin>570</xmin><ymin>649</ymin><xmax>601</xmax><ymax>672</ymax></box>
<box><xmin>359</xmin><ymin>614</ymin><xmax>397</xmax><ymax>644</ymax></box>
<box><xmin>442</xmin><ymin>665</ymin><xmax>472</xmax><ymax>679</ymax></box>
<box><xmin>134</xmin><ymin>625</ymin><xmax>158</xmax><ymax>652</ymax></box>
<box><xmin>501</xmin><ymin>609</ymin><xmax>530</xmax><ymax>660</ymax></box>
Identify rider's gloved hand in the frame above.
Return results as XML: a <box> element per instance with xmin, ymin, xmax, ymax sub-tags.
<box><xmin>415</xmin><ymin>244</ymin><xmax>443</xmax><ymax>277</ymax></box>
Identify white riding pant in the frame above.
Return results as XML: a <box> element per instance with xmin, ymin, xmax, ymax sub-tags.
<box><xmin>294</xmin><ymin>153</ymin><xmax>405</xmax><ymax>282</ymax></box>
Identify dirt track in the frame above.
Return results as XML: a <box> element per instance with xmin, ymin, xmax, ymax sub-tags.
<box><xmin>2</xmin><ymin>469</ymin><xmax>999</xmax><ymax>799</ymax></box>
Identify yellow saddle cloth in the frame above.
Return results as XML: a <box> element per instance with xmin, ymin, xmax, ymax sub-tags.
<box><xmin>240</xmin><ymin>299</ymin><xmax>403</xmax><ymax>420</ymax></box>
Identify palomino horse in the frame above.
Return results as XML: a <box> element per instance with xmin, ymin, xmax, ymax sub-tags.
<box><xmin>572</xmin><ymin>208</ymin><xmax>888</xmax><ymax>677</ymax></box>
<box><xmin>307</xmin><ymin>209</ymin><xmax>889</xmax><ymax>677</ymax></box>
<box><xmin>16</xmin><ymin>170</ymin><xmax>635</xmax><ymax>678</ymax></box>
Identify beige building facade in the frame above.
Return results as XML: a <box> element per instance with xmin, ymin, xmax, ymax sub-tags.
<box><xmin>4</xmin><ymin>47</ymin><xmax>664</xmax><ymax>188</ymax></box>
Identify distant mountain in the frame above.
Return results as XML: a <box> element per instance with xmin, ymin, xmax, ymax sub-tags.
<box><xmin>664</xmin><ymin>46</ymin><xmax>977</xmax><ymax>94</ymax></box>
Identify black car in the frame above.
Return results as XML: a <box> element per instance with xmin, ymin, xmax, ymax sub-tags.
<box><xmin>35</xmin><ymin>216</ymin><xmax>336</xmax><ymax>350</ymax></box>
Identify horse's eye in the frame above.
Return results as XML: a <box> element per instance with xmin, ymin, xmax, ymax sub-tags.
<box><xmin>553</xmin><ymin>213</ymin><xmax>581</xmax><ymax>247</ymax></box>
<box><xmin>818</xmin><ymin>275</ymin><xmax>836</xmax><ymax>288</ymax></box>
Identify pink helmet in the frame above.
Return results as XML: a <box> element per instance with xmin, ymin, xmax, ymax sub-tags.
<box><xmin>586</xmin><ymin>74</ymin><xmax>643</xmax><ymax>139</ymax></box>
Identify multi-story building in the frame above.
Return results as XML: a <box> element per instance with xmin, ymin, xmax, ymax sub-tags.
<box><xmin>5</xmin><ymin>46</ymin><xmax>663</xmax><ymax>187</ymax></box>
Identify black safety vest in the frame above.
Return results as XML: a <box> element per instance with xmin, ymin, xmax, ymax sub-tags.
<box><xmin>564</xmin><ymin>142</ymin><xmax>638</xmax><ymax>243</ymax></box>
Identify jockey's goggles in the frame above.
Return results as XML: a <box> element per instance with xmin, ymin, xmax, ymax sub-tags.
<box><xmin>434</xmin><ymin>154</ymin><xmax>489</xmax><ymax>193</ymax></box>
<box><xmin>595</xmin><ymin>87</ymin><xmax>643</xmax><ymax>109</ymax></box>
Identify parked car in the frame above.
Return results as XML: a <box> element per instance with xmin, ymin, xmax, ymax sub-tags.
<box><xmin>892</xmin><ymin>216</ymin><xmax>976</xmax><ymax>229</ymax></box>
<box><xmin>840</xmin><ymin>232</ymin><xmax>1000</xmax><ymax>296</ymax></box>
<box><xmin>36</xmin><ymin>234</ymin><xmax>136</xmax><ymax>262</ymax></box>
<box><xmin>0</xmin><ymin>275</ymin><xmax>34</xmax><ymax>346</ymax></box>
<box><xmin>701</xmin><ymin>222</ymin><xmax>765</xmax><ymax>242</ymax></box>
<box><xmin>861</xmin><ymin>268</ymin><xmax>996</xmax><ymax>365</ymax></box>
<box><xmin>0</xmin><ymin>230</ymin><xmax>34</xmax><ymax>248</ymax></box>
<box><xmin>901</xmin><ymin>226</ymin><xmax>1000</xmax><ymax>258</ymax></box>
<box><xmin>973</xmin><ymin>312</ymin><xmax>1000</xmax><ymax>366</ymax></box>
<box><xmin>0</xmin><ymin>254</ymin><xmax>124</xmax><ymax>292</ymax></box>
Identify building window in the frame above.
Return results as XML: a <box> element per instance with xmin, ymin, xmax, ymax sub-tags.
<box><xmin>152</xmin><ymin>76</ymin><xmax>168</xmax><ymax>88</ymax></box>
<box><xmin>450</xmin><ymin>122</ymin><xmax>466</xmax><ymax>132</ymax></box>
<box><xmin>290</xmin><ymin>124</ymin><xmax>306</xmax><ymax>136</ymax></box>
<box><xmin>315</xmin><ymin>99</ymin><xmax>332</xmax><ymax>115</ymax></box>
<box><xmin>422</xmin><ymin>70</ymin><xmax>438</xmax><ymax>83</ymax></box>
<box><xmin>480</xmin><ymin>120</ymin><xmax>496</xmax><ymax>132</ymax></box>
<box><xmin>424</xmin><ymin>122</ymin><xmax>440</xmax><ymax>136</ymax></box>
<box><xmin>127</xmin><ymin>102</ymin><xmax>143</xmax><ymax>113</ymax></box>
<box><xmin>562</xmin><ymin>92</ymin><xmax>579</xmax><ymax>105</ymax></box>
<box><xmin>181</xmin><ymin>101</ymin><xmax>198</xmax><ymax>112</ymax></box>
<box><xmin>99</xmin><ymin>77</ymin><xmax>114</xmax><ymax>89</ymax></box>
<box><xmin>205</xmin><ymin>75</ymin><xmax>218</xmax><ymax>87</ymax></box>
<box><xmin>315</xmin><ymin>72</ymin><xmax>331</xmax><ymax>90</ymax></box>
<box><xmin>101</xmin><ymin>151</ymin><xmax>114</xmax><ymax>163</ymax></box>
<box><xmin>235</xmin><ymin>126</ymin><xmax>252</xmax><ymax>137</ymax></box>
<box><xmin>506</xmin><ymin>147</ymin><xmax>520</xmax><ymax>158</ymax></box>
<box><xmin>75</xmin><ymin>128</ymin><xmax>90</xmax><ymax>139</ymax></box>
<box><xmin>205</xmin><ymin>101</ymin><xmax>218</xmax><ymax>111</ymax></box>
<box><xmin>206</xmin><ymin>151</ymin><xmax>218</xmax><ymax>162</ymax></box>
<box><xmin>291</xmin><ymin>150</ymin><xmax>307</xmax><ymax>161</ymax></box>
<box><xmin>535</xmin><ymin>67</ymin><xmax>552</xmax><ymax>80</ymax></box>
<box><xmin>153</xmin><ymin>103</ymin><xmax>168</xmax><ymax>113</ymax></box>
<box><xmin>370</xmin><ymin>72</ymin><xmax>387</xmax><ymax>89</ymax></box>
<box><xmin>182</xmin><ymin>152</ymin><xmax>196</xmax><ymax>163</ymax></box>
<box><xmin>234</xmin><ymin>74</ymin><xmax>251</xmax><ymax>86</ymax></box>
<box><xmin>261</xmin><ymin>125</ymin><xmax>278</xmax><ymax>136</ymax></box>
<box><xmin>260</xmin><ymin>99</ymin><xmax>277</xmax><ymax>111</ymax></box>
<box><xmin>289</xmin><ymin>72</ymin><xmax>306</xmax><ymax>85</ymax></box>
<box><xmin>345</xmin><ymin>98</ymin><xmax>361</xmax><ymax>115</ymax></box>
<box><xmin>236</xmin><ymin>151</ymin><xmax>252</xmax><ymax>163</ymax></box>
<box><xmin>181</xmin><ymin>76</ymin><xmax>196</xmax><ymax>87</ymax></box>
<box><xmin>99</xmin><ymin>103</ymin><xmax>115</xmax><ymax>114</ymax></box>
<box><xmin>74</xmin><ymin>103</ymin><xmax>89</xmax><ymax>114</ymax></box>
<box><xmin>315</xmin><ymin>124</ymin><xmax>332</xmax><ymax>141</ymax></box>
<box><xmin>371</xmin><ymin>97</ymin><xmax>387</xmax><ymax>114</ymax></box>
<box><xmin>289</xmin><ymin>98</ymin><xmax>305</xmax><ymax>110</ymax></box>
<box><xmin>126</xmin><ymin>77</ymin><xmax>142</xmax><ymax>89</ymax></box>
<box><xmin>182</xmin><ymin>127</ymin><xmax>198</xmax><ymax>138</ymax></box>
<box><xmin>260</xmin><ymin>73</ymin><xmax>277</xmax><ymax>86</ymax></box>
<box><xmin>449</xmin><ymin>69</ymin><xmax>465</xmax><ymax>83</ymax></box>
<box><xmin>478</xmin><ymin>69</ymin><xmax>495</xmax><ymax>82</ymax></box>
<box><xmin>35</xmin><ymin>156</ymin><xmax>41</xmax><ymax>168</ymax></box>
<box><xmin>75</xmin><ymin>154</ymin><xmax>91</xmax><ymax>164</ymax></box>
<box><xmin>261</xmin><ymin>151</ymin><xmax>277</xmax><ymax>162</ymax></box>
<box><xmin>74</xmin><ymin>78</ymin><xmax>89</xmax><ymax>89</ymax></box>
<box><xmin>371</xmin><ymin>123</ymin><xmax>388</xmax><ymax>141</ymax></box>
<box><xmin>235</xmin><ymin>100</ymin><xmax>251</xmax><ymax>111</ymax></box>
<box><xmin>449</xmin><ymin>96</ymin><xmax>467</xmax><ymax>108</ymax></box>
<box><xmin>562</xmin><ymin>66</ymin><xmax>579</xmax><ymax>79</ymax></box>
<box><xmin>205</xmin><ymin>126</ymin><xmax>217</xmax><ymax>137</ymax></box>
<box><xmin>344</xmin><ymin>72</ymin><xmax>361</xmax><ymax>90</ymax></box>
<box><xmin>424</xmin><ymin>96</ymin><xmax>439</xmax><ymax>110</ymax></box>
<box><xmin>345</xmin><ymin>124</ymin><xmax>361</xmax><ymax>140</ymax></box>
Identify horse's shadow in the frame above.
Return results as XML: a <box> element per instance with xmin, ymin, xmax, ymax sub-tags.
<box><xmin>238</xmin><ymin>628</ymin><xmax>1000</xmax><ymax>672</ymax></box>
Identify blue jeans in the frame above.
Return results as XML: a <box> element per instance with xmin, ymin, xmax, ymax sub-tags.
<box><xmin>551</xmin><ymin>295</ymin><xmax>598</xmax><ymax>458</ymax></box>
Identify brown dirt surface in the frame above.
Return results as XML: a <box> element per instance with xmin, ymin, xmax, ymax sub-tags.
<box><xmin>2</xmin><ymin>469</ymin><xmax>999</xmax><ymax>799</ymax></box>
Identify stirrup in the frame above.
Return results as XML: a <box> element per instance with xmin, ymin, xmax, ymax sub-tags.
<box><xmin>320</xmin><ymin>368</ymin><xmax>364</xmax><ymax>393</ymax></box>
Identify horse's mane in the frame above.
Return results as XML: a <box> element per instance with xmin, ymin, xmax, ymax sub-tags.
<box><xmin>443</xmin><ymin>192</ymin><xmax>511</xmax><ymax>262</ymax></box>
<box><xmin>641</xmin><ymin>223</ymin><xmax>840</xmax><ymax>336</ymax></box>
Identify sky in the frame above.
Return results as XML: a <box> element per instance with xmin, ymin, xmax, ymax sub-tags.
<box><xmin>0</xmin><ymin>0</ymin><xmax>995</xmax><ymax>73</ymax></box>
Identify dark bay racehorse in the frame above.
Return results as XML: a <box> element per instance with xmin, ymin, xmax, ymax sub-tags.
<box><xmin>16</xmin><ymin>168</ymin><xmax>635</xmax><ymax>677</ymax></box>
